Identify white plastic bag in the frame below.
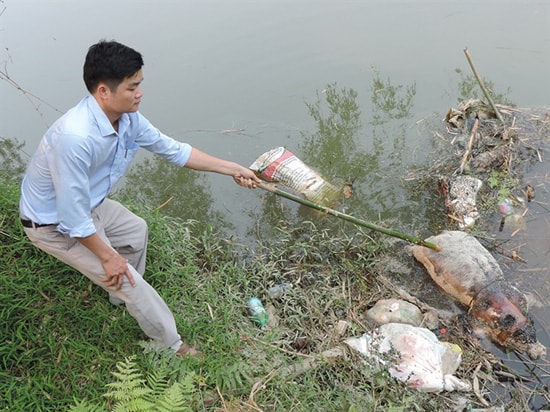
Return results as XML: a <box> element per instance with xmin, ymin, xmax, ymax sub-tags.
<box><xmin>366</xmin><ymin>299</ymin><xmax>423</xmax><ymax>326</ymax></box>
<box><xmin>345</xmin><ymin>323</ymin><xmax>471</xmax><ymax>393</ymax></box>
<box><xmin>250</xmin><ymin>147</ymin><xmax>341</xmax><ymax>206</ymax></box>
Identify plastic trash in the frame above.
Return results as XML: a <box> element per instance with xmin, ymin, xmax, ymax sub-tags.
<box><xmin>498</xmin><ymin>198</ymin><xmax>514</xmax><ymax>217</ymax></box>
<box><xmin>443</xmin><ymin>175</ymin><xmax>482</xmax><ymax>229</ymax></box>
<box><xmin>267</xmin><ymin>283</ymin><xmax>293</xmax><ymax>299</ymax></box>
<box><xmin>247</xmin><ymin>297</ymin><xmax>268</xmax><ymax>326</ymax></box>
<box><xmin>250</xmin><ymin>147</ymin><xmax>341</xmax><ymax>206</ymax></box>
<box><xmin>345</xmin><ymin>323</ymin><xmax>471</xmax><ymax>393</ymax></box>
<box><xmin>366</xmin><ymin>299</ymin><xmax>423</xmax><ymax>326</ymax></box>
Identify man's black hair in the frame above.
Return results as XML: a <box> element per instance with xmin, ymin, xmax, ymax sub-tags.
<box><xmin>83</xmin><ymin>40</ymin><xmax>144</xmax><ymax>93</ymax></box>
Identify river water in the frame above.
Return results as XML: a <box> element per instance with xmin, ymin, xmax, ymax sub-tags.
<box><xmin>1</xmin><ymin>0</ymin><xmax>549</xmax><ymax>407</ymax></box>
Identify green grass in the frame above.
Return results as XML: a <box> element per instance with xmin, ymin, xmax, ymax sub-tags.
<box><xmin>1</xmin><ymin>172</ymin><xmax>468</xmax><ymax>411</ymax></box>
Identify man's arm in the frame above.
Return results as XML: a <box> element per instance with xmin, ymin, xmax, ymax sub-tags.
<box><xmin>76</xmin><ymin>233</ymin><xmax>136</xmax><ymax>290</ymax></box>
<box><xmin>184</xmin><ymin>148</ymin><xmax>261</xmax><ymax>188</ymax></box>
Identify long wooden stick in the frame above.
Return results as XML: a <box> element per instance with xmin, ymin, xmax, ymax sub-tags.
<box><xmin>463</xmin><ymin>48</ymin><xmax>504</xmax><ymax>124</ymax></box>
<box><xmin>257</xmin><ymin>182</ymin><xmax>441</xmax><ymax>251</ymax></box>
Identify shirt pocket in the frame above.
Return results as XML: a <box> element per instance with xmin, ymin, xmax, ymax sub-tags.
<box><xmin>123</xmin><ymin>142</ymin><xmax>140</xmax><ymax>162</ymax></box>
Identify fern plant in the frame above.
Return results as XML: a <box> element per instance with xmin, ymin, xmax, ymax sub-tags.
<box><xmin>69</xmin><ymin>356</ymin><xmax>196</xmax><ymax>412</ymax></box>
<box><xmin>105</xmin><ymin>356</ymin><xmax>153</xmax><ymax>409</ymax></box>
<box><xmin>214</xmin><ymin>361</ymin><xmax>254</xmax><ymax>392</ymax></box>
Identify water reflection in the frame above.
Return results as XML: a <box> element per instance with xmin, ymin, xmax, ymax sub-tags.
<box><xmin>118</xmin><ymin>157</ymin><xmax>230</xmax><ymax>235</ymax></box>
<box><xmin>370</xmin><ymin>68</ymin><xmax>416</xmax><ymax>125</ymax></box>
<box><xmin>300</xmin><ymin>83</ymin><xmax>377</xmax><ymax>192</ymax></box>
<box><xmin>452</xmin><ymin>68</ymin><xmax>514</xmax><ymax>107</ymax></box>
<box><xmin>295</xmin><ymin>77</ymin><xmax>423</xmax><ymax>230</ymax></box>
<box><xmin>249</xmin><ymin>76</ymin><xmax>422</xmax><ymax>247</ymax></box>
<box><xmin>0</xmin><ymin>137</ymin><xmax>26</xmax><ymax>180</ymax></box>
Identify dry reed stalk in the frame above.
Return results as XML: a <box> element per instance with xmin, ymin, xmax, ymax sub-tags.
<box><xmin>458</xmin><ymin>116</ymin><xmax>480</xmax><ymax>174</ymax></box>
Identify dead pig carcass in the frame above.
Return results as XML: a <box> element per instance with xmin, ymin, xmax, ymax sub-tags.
<box><xmin>410</xmin><ymin>230</ymin><xmax>546</xmax><ymax>359</ymax></box>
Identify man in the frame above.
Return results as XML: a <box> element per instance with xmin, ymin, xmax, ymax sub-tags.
<box><xmin>19</xmin><ymin>40</ymin><xmax>261</xmax><ymax>357</ymax></box>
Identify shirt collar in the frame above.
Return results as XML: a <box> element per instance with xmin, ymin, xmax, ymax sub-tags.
<box><xmin>86</xmin><ymin>95</ymin><xmax>129</xmax><ymax>137</ymax></box>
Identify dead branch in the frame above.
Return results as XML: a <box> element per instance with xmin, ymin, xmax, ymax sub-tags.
<box><xmin>457</xmin><ymin>116</ymin><xmax>480</xmax><ymax>174</ymax></box>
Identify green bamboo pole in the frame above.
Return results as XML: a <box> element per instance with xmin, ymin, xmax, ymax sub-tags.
<box><xmin>257</xmin><ymin>182</ymin><xmax>441</xmax><ymax>251</ymax></box>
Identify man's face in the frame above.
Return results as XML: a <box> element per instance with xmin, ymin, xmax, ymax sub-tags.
<box><xmin>104</xmin><ymin>69</ymin><xmax>144</xmax><ymax>116</ymax></box>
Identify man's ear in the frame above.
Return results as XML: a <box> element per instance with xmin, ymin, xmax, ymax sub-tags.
<box><xmin>96</xmin><ymin>83</ymin><xmax>111</xmax><ymax>99</ymax></box>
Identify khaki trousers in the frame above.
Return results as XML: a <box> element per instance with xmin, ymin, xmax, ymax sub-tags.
<box><xmin>23</xmin><ymin>198</ymin><xmax>182</xmax><ymax>350</ymax></box>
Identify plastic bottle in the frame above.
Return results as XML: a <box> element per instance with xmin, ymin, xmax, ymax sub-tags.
<box><xmin>267</xmin><ymin>283</ymin><xmax>293</xmax><ymax>299</ymax></box>
<box><xmin>247</xmin><ymin>297</ymin><xmax>268</xmax><ymax>326</ymax></box>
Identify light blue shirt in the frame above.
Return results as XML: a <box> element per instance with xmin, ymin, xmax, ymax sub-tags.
<box><xmin>19</xmin><ymin>95</ymin><xmax>192</xmax><ymax>238</ymax></box>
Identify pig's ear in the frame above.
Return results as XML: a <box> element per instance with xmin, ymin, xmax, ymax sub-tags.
<box><xmin>521</xmin><ymin>292</ymin><xmax>539</xmax><ymax>311</ymax></box>
<box><xmin>502</xmin><ymin>284</ymin><xmax>528</xmax><ymax>312</ymax></box>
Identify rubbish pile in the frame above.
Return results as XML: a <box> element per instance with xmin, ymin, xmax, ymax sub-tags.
<box><xmin>345</xmin><ymin>322</ymin><xmax>471</xmax><ymax>392</ymax></box>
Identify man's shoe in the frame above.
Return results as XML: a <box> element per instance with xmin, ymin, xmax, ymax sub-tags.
<box><xmin>175</xmin><ymin>343</ymin><xmax>202</xmax><ymax>359</ymax></box>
